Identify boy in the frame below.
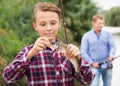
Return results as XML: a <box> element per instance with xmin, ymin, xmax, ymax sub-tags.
<box><xmin>2</xmin><ymin>2</ymin><xmax>94</xmax><ymax>86</ymax></box>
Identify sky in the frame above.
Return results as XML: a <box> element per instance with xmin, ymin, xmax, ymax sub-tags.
<box><xmin>93</xmin><ymin>0</ymin><xmax>120</xmax><ymax>11</ymax></box>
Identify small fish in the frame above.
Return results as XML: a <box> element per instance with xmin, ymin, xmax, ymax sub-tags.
<box><xmin>50</xmin><ymin>42</ymin><xmax>80</xmax><ymax>72</ymax></box>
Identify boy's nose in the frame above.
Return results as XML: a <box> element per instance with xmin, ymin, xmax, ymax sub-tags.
<box><xmin>46</xmin><ymin>24</ymin><xmax>52</xmax><ymax>30</ymax></box>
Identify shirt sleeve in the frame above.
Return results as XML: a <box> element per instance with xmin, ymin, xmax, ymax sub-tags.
<box><xmin>2</xmin><ymin>47</ymin><xmax>31</xmax><ymax>83</ymax></box>
<box><xmin>108</xmin><ymin>33</ymin><xmax>116</xmax><ymax>56</ymax></box>
<box><xmin>80</xmin><ymin>34</ymin><xmax>93</xmax><ymax>65</ymax></box>
<box><xmin>75</xmin><ymin>58</ymin><xmax>95</xmax><ymax>85</ymax></box>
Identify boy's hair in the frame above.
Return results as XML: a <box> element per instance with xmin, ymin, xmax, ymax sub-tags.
<box><xmin>33</xmin><ymin>2</ymin><xmax>61</xmax><ymax>22</ymax></box>
<box><xmin>92</xmin><ymin>14</ymin><xmax>104</xmax><ymax>22</ymax></box>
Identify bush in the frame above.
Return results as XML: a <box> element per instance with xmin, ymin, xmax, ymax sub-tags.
<box><xmin>0</xmin><ymin>29</ymin><xmax>25</xmax><ymax>63</ymax></box>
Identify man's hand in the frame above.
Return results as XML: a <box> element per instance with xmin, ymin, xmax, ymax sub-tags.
<box><xmin>92</xmin><ymin>62</ymin><xmax>100</xmax><ymax>68</ymax></box>
<box><xmin>108</xmin><ymin>55</ymin><xmax>114</xmax><ymax>62</ymax></box>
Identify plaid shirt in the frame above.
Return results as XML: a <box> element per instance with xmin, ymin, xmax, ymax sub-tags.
<box><xmin>2</xmin><ymin>45</ymin><xmax>94</xmax><ymax>86</ymax></box>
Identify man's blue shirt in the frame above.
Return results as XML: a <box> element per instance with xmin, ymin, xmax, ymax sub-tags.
<box><xmin>81</xmin><ymin>29</ymin><xmax>116</xmax><ymax>67</ymax></box>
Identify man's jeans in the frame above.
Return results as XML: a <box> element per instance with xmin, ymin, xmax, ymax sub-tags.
<box><xmin>90</xmin><ymin>67</ymin><xmax>112</xmax><ymax>86</ymax></box>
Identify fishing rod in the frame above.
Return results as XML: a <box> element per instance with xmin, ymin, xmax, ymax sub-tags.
<box><xmin>98</xmin><ymin>55</ymin><xmax>120</xmax><ymax>66</ymax></box>
<box><xmin>58</xmin><ymin>0</ymin><xmax>68</xmax><ymax>45</ymax></box>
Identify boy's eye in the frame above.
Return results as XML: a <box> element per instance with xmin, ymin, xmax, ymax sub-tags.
<box><xmin>51</xmin><ymin>22</ymin><xmax>56</xmax><ymax>25</ymax></box>
<box><xmin>51</xmin><ymin>21</ymin><xmax>57</xmax><ymax>25</ymax></box>
<box><xmin>40</xmin><ymin>23</ymin><xmax>46</xmax><ymax>26</ymax></box>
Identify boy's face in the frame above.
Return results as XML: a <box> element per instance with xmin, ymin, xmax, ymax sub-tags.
<box><xmin>33</xmin><ymin>10</ymin><xmax>61</xmax><ymax>42</ymax></box>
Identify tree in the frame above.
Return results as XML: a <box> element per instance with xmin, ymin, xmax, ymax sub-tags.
<box><xmin>105</xmin><ymin>6</ymin><xmax>120</xmax><ymax>26</ymax></box>
<box><xmin>61</xmin><ymin>0</ymin><xmax>98</xmax><ymax>43</ymax></box>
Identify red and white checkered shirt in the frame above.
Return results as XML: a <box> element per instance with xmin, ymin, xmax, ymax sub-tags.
<box><xmin>2</xmin><ymin>45</ymin><xmax>94</xmax><ymax>86</ymax></box>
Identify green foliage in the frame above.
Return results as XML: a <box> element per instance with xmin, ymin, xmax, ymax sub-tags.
<box><xmin>0</xmin><ymin>0</ymin><xmax>36</xmax><ymax>44</ymax></box>
<box><xmin>0</xmin><ymin>28</ymin><xmax>27</xmax><ymax>86</ymax></box>
<box><xmin>0</xmin><ymin>29</ymin><xmax>25</xmax><ymax>62</ymax></box>
<box><xmin>105</xmin><ymin>6</ymin><xmax>120</xmax><ymax>26</ymax></box>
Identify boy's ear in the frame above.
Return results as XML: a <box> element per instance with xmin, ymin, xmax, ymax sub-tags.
<box><xmin>33</xmin><ymin>22</ymin><xmax>38</xmax><ymax>31</ymax></box>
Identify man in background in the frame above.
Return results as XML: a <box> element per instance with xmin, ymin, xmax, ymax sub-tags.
<box><xmin>80</xmin><ymin>14</ymin><xmax>116</xmax><ymax>86</ymax></box>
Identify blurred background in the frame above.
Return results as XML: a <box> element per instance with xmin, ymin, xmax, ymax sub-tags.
<box><xmin>0</xmin><ymin>0</ymin><xmax>120</xmax><ymax>86</ymax></box>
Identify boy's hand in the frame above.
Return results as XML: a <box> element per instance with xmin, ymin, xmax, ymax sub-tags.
<box><xmin>65</xmin><ymin>44</ymin><xmax>81</xmax><ymax>72</ymax></box>
<box><xmin>27</xmin><ymin>37</ymin><xmax>50</xmax><ymax>59</ymax></box>
<box><xmin>65</xmin><ymin>44</ymin><xmax>80</xmax><ymax>59</ymax></box>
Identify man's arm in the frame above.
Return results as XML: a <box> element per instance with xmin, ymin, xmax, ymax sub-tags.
<box><xmin>80</xmin><ymin>35</ymin><xmax>93</xmax><ymax>65</ymax></box>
